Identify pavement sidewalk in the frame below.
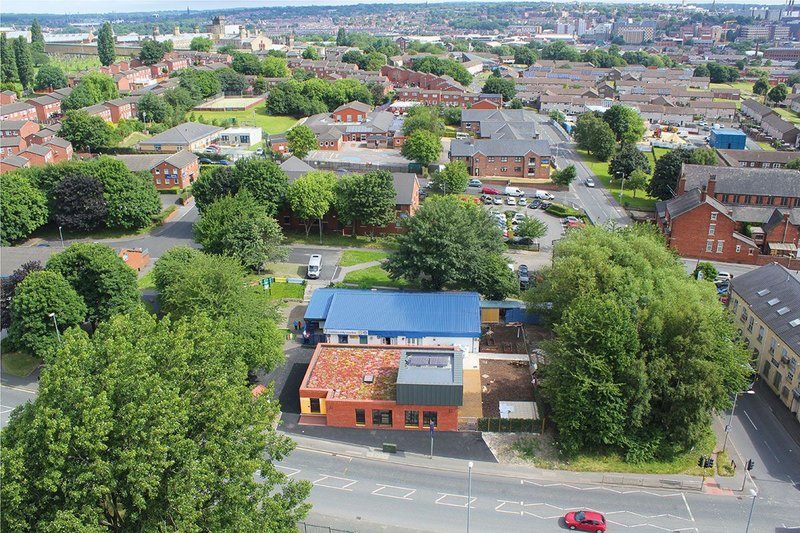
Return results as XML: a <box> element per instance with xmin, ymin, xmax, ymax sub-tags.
<box><xmin>331</xmin><ymin>260</ymin><xmax>384</xmax><ymax>283</ymax></box>
<box><xmin>283</xmin><ymin>431</ymin><xmax>704</xmax><ymax>492</ymax></box>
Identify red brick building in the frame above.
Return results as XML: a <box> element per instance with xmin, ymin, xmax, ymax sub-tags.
<box><xmin>450</xmin><ymin>139</ymin><xmax>552</xmax><ymax>180</ymax></box>
<box><xmin>28</xmin><ymin>94</ymin><xmax>61</xmax><ymax>123</ymax></box>
<box><xmin>104</xmin><ymin>97</ymin><xmax>139</xmax><ymax>123</ymax></box>
<box><xmin>1</xmin><ymin>120</ymin><xmax>39</xmax><ymax>141</ymax></box>
<box><xmin>115</xmin><ymin>150</ymin><xmax>199</xmax><ymax>189</ymax></box>
<box><xmin>0</xmin><ymin>90</ymin><xmax>17</xmax><ymax>105</ymax></box>
<box><xmin>17</xmin><ymin>144</ymin><xmax>53</xmax><ymax>166</ymax></box>
<box><xmin>393</xmin><ymin>88</ymin><xmax>501</xmax><ymax>108</ymax></box>
<box><xmin>380</xmin><ymin>66</ymin><xmax>465</xmax><ymax>92</ymax></box>
<box><xmin>0</xmin><ymin>101</ymin><xmax>37</xmax><ymax>122</ymax></box>
<box><xmin>656</xmin><ymin>165</ymin><xmax>800</xmax><ymax>264</ymax></box>
<box><xmin>299</xmin><ymin>344</ymin><xmax>463</xmax><ymax>431</ymax></box>
<box><xmin>83</xmin><ymin>103</ymin><xmax>113</xmax><ymax>123</ymax></box>
<box><xmin>44</xmin><ymin>138</ymin><xmax>73</xmax><ymax>163</ymax></box>
<box><xmin>0</xmin><ymin>155</ymin><xmax>30</xmax><ymax>173</ymax></box>
<box><xmin>331</xmin><ymin>101</ymin><xmax>371</xmax><ymax>123</ymax></box>
<box><xmin>0</xmin><ymin>136</ymin><xmax>27</xmax><ymax>158</ymax></box>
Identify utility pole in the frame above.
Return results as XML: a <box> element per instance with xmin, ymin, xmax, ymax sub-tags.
<box><xmin>48</xmin><ymin>312</ymin><xmax>61</xmax><ymax>343</ymax></box>
<box><xmin>466</xmin><ymin>461</ymin><xmax>473</xmax><ymax>533</ymax></box>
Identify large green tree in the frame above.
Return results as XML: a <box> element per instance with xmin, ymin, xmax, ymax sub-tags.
<box><xmin>263</xmin><ymin>56</ymin><xmax>290</xmax><ymax>77</ymax></box>
<box><xmin>59</xmin><ymin>110</ymin><xmax>113</xmax><ymax>152</ymax></box>
<box><xmin>286</xmin><ymin>170</ymin><xmax>337</xmax><ymax>237</ymax></box>
<box><xmin>768</xmin><ymin>83</ymin><xmax>789</xmax><ymax>105</ymax></box>
<box><xmin>526</xmin><ymin>226</ymin><xmax>751</xmax><ymax>460</ymax></box>
<box><xmin>12</xmin><ymin>37</ymin><xmax>34</xmax><ymax>89</ymax></box>
<box><xmin>52</xmin><ymin>175</ymin><xmax>108</xmax><ymax>232</ymax></box>
<box><xmin>0</xmin><ymin>172</ymin><xmax>48</xmax><ymax>246</ymax></box>
<box><xmin>29</xmin><ymin>18</ymin><xmax>45</xmax><ymax>54</ymax></box>
<box><xmin>97</xmin><ymin>22</ymin><xmax>116</xmax><ymax>66</ymax></box>
<box><xmin>574</xmin><ymin>112</ymin><xmax>616</xmax><ymax>162</ymax></box>
<box><xmin>189</xmin><ymin>36</ymin><xmax>213</xmax><ymax>52</ymax></box>
<box><xmin>481</xmin><ymin>75</ymin><xmax>516</xmax><ymax>102</ymax></box>
<box><xmin>231</xmin><ymin>158</ymin><xmax>289</xmax><ymax>216</ymax></box>
<box><xmin>152</xmin><ymin>246</ymin><xmax>201</xmax><ymax>294</ymax></box>
<box><xmin>647</xmin><ymin>148</ymin><xmax>717</xmax><ymax>200</ymax></box>
<box><xmin>7</xmin><ymin>270</ymin><xmax>87</xmax><ymax>358</ymax></box>
<box><xmin>286</xmin><ymin>125</ymin><xmax>318</xmax><ymax>159</ymax></box>
<box><xmin>334</xmin><ymin>170</ymin><xmax>396</xmax><ymax>238</ymax></box>
<box><xmin>551</xmin><ymin>164</ymin><xmax>577</xmax><ymax>186</ymax></box>
<box><xmin>0</xmin><ymin>261</ymin><xmax>43</xmax><ymax>330</ymax></box>
<box><xmin>430</xmin><ymin>160</ymin><xmax>470</xmax><ymax>194</ymax></box>
<box><xmin>0</xmin><ymin>33</ymin><xmax>18</xmax><ymax>83</ymax></box>
<box><xmin>232</xmin><ymin>52</ymin><xmax>263</xmax><ymax>75</ymax></box>
<box><xmin>401</xmin><ymin>130</ymin><xmax>442</xmax><ymax>167</ymax></box>
<box><xmin>609</xmin><ymin>144</ymin><xmax>652</xmax><ymax>179</ymax></box>
<box><xmin>0</xmin><ymin>309</ymin><xmax>310</xmax><ymax>531</ymax></box>
<box><xmin>385</xmin><ymin>195</ymin><xmax>517</xmax><ymax>298</ymax></box>
<box><xmin>402</xmin><ymin>105</ymin><xmax>445</xmax><ymax>137</ymax></box>
<box><xmin>603</xmin><ymin>105</ymin><xmax>646</xmax><ymax>145</ymax></box>
<box><xmin>137</xmin><ymin>92</ymin><xmax>173</xmax><ymax>124</ymax></box>
<box><xmin>33</xmin><ymin>65</ymin><xmax>67</xmax><ymax>91</ymax></box>
<box><xmin>47</xmin><ymin>243</ymin><xmax>139</xmax><ymax>324</ymax></box>
<box><xmin>139</xmin><ymin>39</ymin><xmax>167</xmax><ymax>65</ymax></box>
<box><xmin>194</xmin><ymin>190</ymin><xmax>287</xmax><ymax>270</ymax></box>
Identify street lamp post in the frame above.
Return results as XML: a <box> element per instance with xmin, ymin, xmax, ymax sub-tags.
<box><xmin>722</xmin><ymin>390</ymin><xmax>755</xmax><ymax>453</ymax></box>
<box><xmin>47</xmin><ymin>312</ymin><xmax>61</xmax><ymax>343</ymax></box>
<box><xmin>58</xmin><ymin>226</ymin><xmax>65</xmax><ymax>248</ymax></box>
<box><xmin>744</xmin><ymin>489</ymin><xmax>758</xmax><ymax>533</ymax></box>
<box><xmin>466</xmin><ymin>461</ymin><xmax>473</xmax><ymax>533</ymax></box>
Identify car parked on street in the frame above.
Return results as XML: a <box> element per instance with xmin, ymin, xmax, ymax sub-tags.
<box><xmin>518</xmin><ymin>264</ymin><xmax>530</xmax><ymax>288</ymax></box>
<box><xmin>482</xmin><ymin>186</ymin><xmax>500</xmax><ymax>195</ymax></box>
<box><xmin>469</xmin><ymin>179</ymin><xmax>483</xmax><ymax>187</ymax></box>
<box><xmin>518</xmin><ymin>197</ymin><xmax>528</xmax><ymax>206</ymax></box>
<box><xmin>492</xmin><ymin>196</ymin><xmax>503</xmax><ymax>205</ymax></box>
<box><xmin>585</xmin><ymin>178</ymin><xmax>595</xmax><ymax>187</ymax></box>
<box><xmin>539</xmin><ymin>201</ymin><xmax>552</xmax><ymax>210</ymax></box>
<box><xmin>506</xmin><ymin>197</ymin><xmax>517</xmax><ymax>206</ymax></box>
<box><xmin>528</xmin><ymin>199</ymin><xmax>542</xmax><ymax>209</ymax></box>
<box><xmin>198</xmin><ymin>158</ymin><xmax>214</xmax><ymax>164</ymax></box>
<box><xmin>564</xmin><ymin>510</ymin><xmax>606</xmax><ymax>532</ymax></box>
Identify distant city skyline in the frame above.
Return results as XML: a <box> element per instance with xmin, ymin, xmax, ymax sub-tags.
<box><xmin>1</xmin><ymin>0</ymin><xmax>792</xmax><ymax>16</ymax></box>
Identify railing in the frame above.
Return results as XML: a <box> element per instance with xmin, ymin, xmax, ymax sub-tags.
<box><xmin>297</xmin><ymin>523</ymin><xmax>353</xmax><ymax>533</ymax></box>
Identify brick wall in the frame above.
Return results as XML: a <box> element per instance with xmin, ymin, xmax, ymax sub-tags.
<box><xmin>325</xmin><ymin>398</ymin><xmax>459</xmax><ymax>431</ymax></box>
<box><xmin>457</xmin><ymin>151</ymin><xmax>551</xmax><ymax>180</ymax></box>
<box><xmin>662</xmin><ymin>202</ymin><xmax>757</xmax><ymax>262</ymax></box>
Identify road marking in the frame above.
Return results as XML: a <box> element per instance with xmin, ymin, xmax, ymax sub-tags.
<box><xmin>0</xmin><ymin>384</ymin><xmax>37</xmax><ymax>394</ymax></box>
<box><xmin>275</xmin><ymin>465</ymin><xmax>300</xmax><ymax>477</ymax></box>
<box><xmin>312</xmin><ymin>474</ymin><xmax>357</xmax><ymax>491</ymax></box>
<box><xmin>435</xmin><ymin>493</ymin><xmax>475</xmax><ymax>508</ymax></box>
<box><xmin>763</xmin><ymin>440</ymin><xmax>781</xmax><ymax>462</ymax></box>
<box><xmin>743</xmin><ymin>410</ymin><xmax>759</xmax><ymax>430</ymax></box>
<box><xmin>372</xmin><ymin>484</ymin><xmax>416</xmax><ymax>500</ymax></box>
<box><xmin>681</xmin><ymin>493</ymin><xmax>695</xmax><ymax>522</ymax></box>
<box><xmin>495</xmin><ymin>500</ymin><xmax>525</xmax><ymax>516</ymax></box>
<box><xmin>521</xmin><ymin>480</ymin><xmax>682</xmax><ymax>497</ymax></box>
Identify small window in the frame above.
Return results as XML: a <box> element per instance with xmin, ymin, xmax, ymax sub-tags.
<box><xmin>359</xmin><ymin>335</ymin><xmax>368</xmax><ymax>344</ymax></box>
<box><xmin>338</xmin><ymin>335</ymin><xmax>348</xmax><ymax>344</ymax></box>
<box><xmin>748</xmin><ymin>316</ymin><xmax>754</xmax><ymax>332</ymax></box>
<box><xmin>757</xmin><ymin>326</ymin><xmax>765</xmax><ymax>343</ymax></box>
<box><xmin>709</xmin><ymin>224</ymin><xmax>716</xmax><ymax>236</ymax></box>
<box><xmin>404</xmin><ymin>410</ymin><xmax>419</xmax><ymax>427</ymax></box>
<box><xmin>769</xmin><ymin>338</ymin><xmax>778</xmax><ymax>355</ymax></box>
<box><xmin>156</xmin><ymin>179</ymin><xmax>161</xmax><ymax>184</ymax></box>
<box><xmin>716</xmin><ymin>240</ymin><xmax>724</xmax><ymax>254</ymax></box>
<box><xmin>710</xmin><ymin>212</ymin><xmax>718</xmax><ymax>221</ymax></box>
<box><xmin>423</xmin><ymin>411</ymin><xmax>438</xmax><ymax>428</ymax></box>
<box><xmin>372</xmin><ymin>409</ymin><xmax>392</xmax><ymax>426</ymax></box>
<box><xmin>736</xmin><ymin>244</ymin><xmax>741</xmax><ymax>253</ymax></box>
<box><xmin>706</xmin><ymin>240</ymin><xmax>714</xmax><ymax>253</ymax></box>
<box><xmin>355</xmin><ymin>409</ymin><xmax>365</xmax><ymax>426</ymax></box>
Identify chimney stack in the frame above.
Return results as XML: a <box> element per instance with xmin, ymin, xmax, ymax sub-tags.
<box><xmin>707</xmin><ymin>174</ymin><xmax>717</xmax><ymax>198</ymax></box>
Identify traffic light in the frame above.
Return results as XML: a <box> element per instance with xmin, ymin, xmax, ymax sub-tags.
<box><xmin>746</xmin><ymin>459</ymin><xmax>755</xmax><ymax>471</ymax></box>
<box><xmin>698</xmin><ymin>455</ymin><xmax>706</xmax><ymax>468</ymax></box>
<box><xmin>705</xmin><ymin>457</ymin><xmax>715</xmax><ymax>469</ymax></box>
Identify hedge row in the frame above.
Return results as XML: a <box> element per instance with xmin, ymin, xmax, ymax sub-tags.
<box><xmin>477</xmin><ymin>418</ymin><xmax>540</xmax><ymax>433</ymax></box>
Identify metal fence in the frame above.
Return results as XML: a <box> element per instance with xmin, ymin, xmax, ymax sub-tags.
<box><xmin>297</xmin><ymin>522</ymin><xmax>353</xmax><ymax>533</ymax></box>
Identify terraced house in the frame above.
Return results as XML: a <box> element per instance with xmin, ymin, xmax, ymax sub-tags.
<box><xmin>729</xmin><ymin>263</ymin><xmax>800</xmax><ymax>422</ymax></box>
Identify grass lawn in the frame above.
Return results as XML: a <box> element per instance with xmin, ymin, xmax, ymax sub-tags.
<box><xmin>343</xmin><ymin>265</ymin><xmax>413</xmax><ymax>289</ymax></box>
<box><xmin>282</xmin><ymin>230</ymin><xmax>397</xmax><ymax>250</ymax></box>
<box><xmin>757</xmin><ymin>142</ymin><xmax>777</xmax><ymax>152</ymax></box>
<box><xmin>652</xmin><ymin>147</ymin><xmax>673</xmax><ymax>160</ymax></box>
<box><xmin>191</xmin><ymin>109</ymin><xmax>298</xmax><ymax>135</ymax></box>
<box><xmin>339</xmin><ymin>250</ymin><xmax>389</xmax><ymax>267</ymax></box>
<box><xmin>31</xmin><ymin>222</ymin><xmax>155</xmax><ymax>242</ymax></box>
<box><xmin>118</xmin><ymin>131</ymin><xmax>151</xmax><ymax>148</ymax></box>
<box><xmin>577</xmin><ymin>149</ymin><xmax>658</xmax><ymax>211</ymax></box>
<box><xmin>137</xmin><ymin>270</ymin><xmax>155</xmax><ymax>290</ymax></box>
<box><xmin>267</xmin><ymin>282</ymin><xmax>305</xmax><ymax>299</ymax></box>
<box><xmin>710</xmin><ymin>81</ymin><xmax>755</xmax><ymax>98</ymax></box>
<box><xmin>513</xmin><ymin>427</ymin><xmax>716</xmax><ymax>475</ymax></box>
<box><xmin>774</xmin><ymin>107</ymin><xmax>800</xmax><ymax>126</ymax></box>
<box><xmin>2</xmin><ymin>351</ymin><xmax>41</xmax><ymax>378</ymax></box>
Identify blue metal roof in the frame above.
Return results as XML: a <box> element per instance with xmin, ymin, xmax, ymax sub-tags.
<box><xmin>711</xmin><ymin>128</ymin><xmax>745</xmax><ymax>136</ymax></box>
<box><xmin>305</xmin><ymin>289</ymin><xmax>481</xmax><ymax>338</ymax></box>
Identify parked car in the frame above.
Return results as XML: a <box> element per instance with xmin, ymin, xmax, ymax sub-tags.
<box><xmin>215</xmin><ymin>159</ymin><xmax>231</xmax><ymax>165</ymax></box>
<box><xmin>492</xmin><ymin>196</ymin><xmax>503</xmax><ymax>205</ymax></box>
<box><xmin>564</xmin><ymin>510</ymin><xmax>606</xmax><ymax>532</ymax></box>
<box><xmin>585</xmin><ymin>178</ymin><xmax>595</xmax><ymax>187</ymax></box>
<box><xmin>528</xmin><ymin>199</ymin><xmax>542</xmax><ymax>209</ymax></box>
<box><xmin>513</xmin><ymin>213</ymin><xmax>527</xmax><ymax>223</ymax></box>
<box><xmin>535</xmin><ymin>190</ymin><xmax>555</xmax><ymax>200</ymax></box>
<box><xmin>482</xmin><ymin>186</ymin><xmax>500</xmax><ymax>195</ymax></box>
<box><xmin>518</xmin><ymin>198</ymin><xmax>528</xmax><ymax>206</ymax></box>
<box><xmin>198</xmin><ymin>158</ymin><xmax>214</xmax><ymax>164</ymax></box>
<box><xmin>510</xmin><ymin>236</ymin><xmax>535</xmax><ymax>245</ymax></box>
<box><xmin>506</xmin><ymin>197</ymin><xmax>517</xmax><ymax>206</ymax></box>
<box><xmin>562</xmin><ymin>216</ymin><xmax>581</xmax><ymax>225</ymax></box>
<box><xmin>715</xmin><ymin>272</ymin><xmax>733</xmax><ymax>282</ymax></box>
<box><xmin>504</xmin><ymin>186</ymin><xmax>525</xmax><ymax>197</ymax></box>
<box><xmin>539</xmin><ymin>201</ymin><xmax>552</xmax><ymax>210</ymax></box>
<box><xmin>482</xmin><ymin>196</ymin><xmax>493</xmax><ymax>205</ymax></box>
<box><xmin>717</xmin><ymin>282</ymin><xmax>730</xmax><ymax>295</ymax></box>
<box><xmin>518</xmin><ymin>264</ymin><xmax>530</xmax><ymax>288</ymax></box>
<box><xmin>255</xmin><ymin>148</ymin><xmax>264</xmax><ymax>156</ymax></box>
<box><xmin>469</xmin><ymin>179</ymin><xmax>483</xmax><ymax>187</ymax></box>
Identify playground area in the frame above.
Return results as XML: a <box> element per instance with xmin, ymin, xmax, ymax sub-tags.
<box><xmin>193</xmin><ymin>96</ymin><xmax>265</xmax><ymax>111</ymax></box>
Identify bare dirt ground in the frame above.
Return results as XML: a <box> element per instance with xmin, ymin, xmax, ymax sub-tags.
<box><xmin>480</xmin><ymin>324</ymin><xmax>553</xmax><ymax>353</ymax></box>
<box><xmin>482</xmin><ymin>430</ymin><xmax>560</xmax><ymax>466</ymax></box>
<box><xmin>479</xmin><ymin>359</ymin><xmax>536</xmax><ymax>418</ymax></box>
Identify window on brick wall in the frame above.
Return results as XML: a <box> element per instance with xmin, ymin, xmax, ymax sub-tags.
<box><xmin>709</xmin><ymin>224</ymin><xmax>716</xmax><ymax>236</ymax></box>
<box><xmin>355</xmin><ymin>409</ymin><xmax>365</xmax><ymax>426</ymax></box>
<box><xmin>404</xmin><ymin>410</ymin><xmax>419</xmax><ymax>427</ymax></box>
<box><xmin>716</xmin><ymin>240</ymin><xmax>724</xmax><ymax>253</ymax></box>
<box><xmin>372</xmin><ymin>410</ymin><xmax>392</xmax><ymax>426</ymax></box>
<box><xmin>706</xmin><ymin>240</ymin><xmax>713</xmax><ymax>252</ymax></box>
<box><xmin>423</xmin><ymin>411</ymin><xmax>438</xmax><ymax>428</ymax></box>
<box><xmin>710</xmin><ymin>212</ymin><xmax>718</xmax><ymax>221</ymax></box>
<box><xmin>736</xmin><ymin>244</ymin><xmax>741</xmax><ymax>253</ymax></box>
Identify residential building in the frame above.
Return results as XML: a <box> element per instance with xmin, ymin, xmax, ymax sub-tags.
<box><xmin>83</xmin><ymin>103</ymin><xmax>113</xmax><ymax>123</ymax></box>
<box><xmin>0</xmin><ymin>90</ymin><xmax>17</xmax><ymax>105</ymax></box>
<box><xmin>104</xmin><ymin>97</ymin><xmax>139</xmax><ymax>123</ymax></box>
<box><xmin>44</xmin><ymin>138</ymin><xmax>73</xmax><ymax>163</ymax></box>
<box><xmin>0</xmin><ymin>101</ymin><xmax>37</xmax><ymax>122</ymax></box>
<box><xmin>269</xmin><ymin>133</ymin><xmax>289</xmax><ymax>155</ymax></box>
<box><xmin>17</xmin><ymin>144</ymin><xmax>54</xmax><ymax>166</ymax></box>
<box><xmin>331</xmin><ymin>101</ymin><xmax>371</xmax><ymax>123</ymax></box>
<box><xmin>219</xmin><ymin>127</ymin><xmax>262</xmax><ymax>147</ymax></box>
<box><xmin>761</xmin><ymin>114</ymin><xmax>799</xmax><ymax>146</ymax></box>
<box><xmin>27</xmin><ymin>94</ymin><xmax>61</xmax><ymax>123</ymax></box>
<box><xmin>0</xmin><ymin>155</ymin><xmax>31</xmax><ymax>173</ymax></box>
<box><xmin>460</xmin><ymin>109</ymin><xmax>539</xmax><ymax>140</ymax></box>
<box><xmin>304</xmin><ymin>289</ymin><xmax>481</xmax><ymax>352</ymax></box>
<box><xmin>1</xmin><ymin>120</ymin><xmax>39</xmax><ymax>141</ymax></box>
<box><xmin>729</xmin><ymin>263</ymin><xmax>800</xmax><ymax>422</ymax></box>
<box><xmin>741</xmin><ymin>99</ymin><xmax>776</xmax><ymax>124</ymax></box>
<box><xmin>716</xmin><ymin>149</ymin><xmax>800</xmax><ymax>169</ymax></box>
<box><xmin>450</xmin><ymin>139</ymin><xmax>552</xmax><ymax>180</ymax></box>
<box><xmin>115</xmin><ymin>150</ymin><xmax>199</xmax><ymax>189</ymax></box>
<box><xmin>305</xmin><ymin>106</ymin><xmax>405</xmax><ymax>150</ymax></box>
<box><xmin>138</xmin><ymin>122</ymin><xmax>223</xmax><ymax>153</ymax></box>
<box><xmin>0</xmin><ymin>136</ymin><xmax>27</xmax><ymax>158</ymax></box>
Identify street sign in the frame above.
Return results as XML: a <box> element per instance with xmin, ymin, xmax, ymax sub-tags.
<box><xmin>429</xmin><ymin>421</ymin><xmax>435</xmax><ymax>436</ymax></box>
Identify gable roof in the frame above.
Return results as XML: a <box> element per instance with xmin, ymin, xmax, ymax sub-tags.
<box><xmin>0</xmin><ymin>120</ymin><xmax>35</xmax><ymax>131</ymax></box>
<box><xmin>0</xmin><ymin>155</ymin><xmax>30</xmax><ymax>167</ymax></box>
<box><xmin>44</xmin><ymin>137</ymin><xmax>71</xmax><ymax>149</ymax></box>
<box><xmin>762</xmin><ymin>113</ymin><xmax>799</xmax><ymax>136</ymax></box>
<box><xmin>333</xmin><ymin>100</ymin><xmax>371</xmax><ymax>113</ymax></box>
<box><xmin>114</xmin><ymin>150</ymin><xmax>197</xmax><ymax>172</ymax></box>
<box><xmin>450</xmin><ymin>138</ymin><xmax>551</xmax><ymax>158</ymax></box>
<box><xmin>305</xmin><ymin>289</ymin><xmax>481</xmax><ymax>338</ymax></box>
<box><xmin>138</xmin><ymin>122</ymin><xmax>223</xmax><ymax>146</ymax></box>
<box><xmin>731</xmin><ymin>263</ymin><xmax>800</xmax><ymax>351</ymax></box>
<box><xmin>279</xmin><ymin>155</ymin><xmax>314</xmax><ymax>181</ymax></box>
<box><xmin>682</xmin><ymin>164</ymin><xmax>800</xmax><ymax>198</ymax></box>
<box><xmin>20</xmin><ymin>144</ymin><xmax>52</xmax><ymax>157</ymax></box>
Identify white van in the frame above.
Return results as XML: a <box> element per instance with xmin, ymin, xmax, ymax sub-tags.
<box><xmin>504</xmin><ymin>186</ymin><xmax>524</xmax><ymax>197</ymax></box>
<box><xmin>307</xmin><ymin>254</ymin><xmax>322</xmax><ymax>279</ymax></box>
<box><xmin>455</xmin><ymin>132</ymin><xmax>470</xmax><ymax>139</ymax></box>
<box><xmin>535</xmin><ymin>190</ymin><xmax>554</xmax><ymax>200</ymax></box>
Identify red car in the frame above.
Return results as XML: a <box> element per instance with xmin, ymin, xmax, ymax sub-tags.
<box><xmin>481</xmin><ymin>186</ymin><xmax>500</xmax><ymax>195</ymax></box>
<box><xmin>564</xmin><ymin>510</ymin><xmax>606</xmax><ymax>532</ymax></box>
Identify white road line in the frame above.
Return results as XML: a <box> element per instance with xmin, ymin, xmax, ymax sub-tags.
<box><xmin>0</xmin><ymin>384</ymin><xmax>37</xmax><ymax>394</ymax></box>
<box><xmin>762</xmin><ymin>440</ymin><xmax>781</xmax><ymax>462</ymax></box>
<box><xmin>312</xmin><ymin>474</ymin><xmax>357</xmax><ymax>491</ymax></box>
<box><xmin>372</xmin><ymin>484</ymin><xmax>416</xmax><ymax>500</ymax></box>
<box><xmin>275</xmin><ymin>465</ymin><xmax>300</xmax><ymax>477</ymax></box>
<box><xmin>743</xmin><ymin>410</ymin><xmax>759</xmax><ymax>430</ymax></box>
<box><xmin>681</xmin><ymin>493</ymin><xmax>695</xmax><ymax>522</ymax></box>
<box><xmin>495</xmin><ymin>500</ymin><xmax>525</xmax><ymax>516</ymax></box>
<box><xmin>435</xmin><ymin>493</ymin><xmax>476</xmax><ymax>508</ymax></box>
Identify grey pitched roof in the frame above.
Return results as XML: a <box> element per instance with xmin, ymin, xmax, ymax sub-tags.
<box><xmin>28</xmin><ymin>94</ymin><xmax>59</xmax><ymax>106</ymax></box>
<box><xmin>682</xmin><ymin>164</ymin><xmax>800</xmax><ymax>198</ymax></box>
<box><xmin>762</xmin><ymin>113</ymin><xmax>799</xmax><ymax>135</ymax></box>
<box><xmin>83</xmin><ymin>103</ymin><xmax>110</xmax><ymax>114</ymax></box>
<box><xmin>20</xmin><ymin>144</ymin><xmax>51</xmax><ymax>157</ymax></box>
<box><xmin>333</xmin><ymin>101</ymin><xmax>372</xmax><ymax>113</ymax></box>
<box><xmin>280</xmin><ymin>155</ymin><xmax>313</xmax><ymax>182</ymax></box>
<box><xmin>450</xmin><ymin>138</ymin><xmax>551</xmax><ymax>158</ymax></box>
<box><xmin>717</xmin><ymin>149</ymin><xmax>800</xmax><ymax>166</ymax></box>
<box><xmin>0</xmin><ymin>155</ymin><xmax>29</xmax><ymax>167</ymax></box>
<box><xmin>730</xmin><ymin>262</ymin><xmax>800</xmax><ymax>352</ymax></box>
<box><xmin>0</xmin><ymin>137</ymin><xmax>25</xmax><ymax>147</ymax></box>
<box><xmin>115</xmin><ymin>150</ymin><xmax>197</xmax><ymax>172</ymax></box>
<box><xmin>0</xmin><ymin>101</ymin><xmax>35</xmax><ymax>115</ymax></box>
<box><xmin>164</xmin><ymin>150</ymin><xmax>199</xmax><ymax>168</ymax></box>
<box><xmin>730</xmin><ymin>205</ymin><xmax>800</xmax><ymax>225</ymax></box>
<box><xmin>392</xmin><ymin>172</ymin><xmax>417</xmax><ymax>206</ymax></box>
<box><xmin>139</xmin><ymin>122</ymin><xmax>223</xmax><ymax>146</ymax></box>
<box><xmin>742</xmin><ymin>99</ymin><xmax>774</xmax><ymax>118</ymax></box>
<box><xmin>45</xmin><ymin>137</ymin><xmax>72</xmax><ymax>149</ymax></box>
<box><xmin>0</xmin><ymin>120</ymin><xmax>35</xmax><ymax>130</ymax></box>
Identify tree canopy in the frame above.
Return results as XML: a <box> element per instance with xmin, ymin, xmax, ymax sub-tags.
<box><xmin>0</xmin><ymin>308</ymin><xmax>310</xmax><ymax>531</ymax></box>
<box><xmin>526</xmin><ymin>226</ymin><xmax>750</xmax><ymax>460</ymax></box>
<box><xmin>401</xmin><ymin>130</ymin><xmax>442</xmax><ymax>167</ymax></box>
<box><xmin>431</xmin><ymin>160</ymin><xmax>470</xmax><ymax>194</ymax></box>
<box><xmin>402</xmin><ymin>105</ymin><xmax>445</xmax><ymax>138</ymax></box>
<box><xmin>33</xmin><ymin>65</ymin><xmax>67</xmax><ymax>91</ymax></box>
<box><xmin>286</xmin><ymin>171</ymin><xmax>337</xmax><ymax>237</ymax></box>
<box><xmin>410</xmin><ymin>56</ymin><xmax>472</xmax><ymax>86</ymax></box>
<box><xmin>59</xmin><ymin>110</ymin><xmax>114</xmax><ymax>152</ymax></box>
<box><xmin>190</xmin><ymin>36</ymin><xmax>213</xmax><ymax>52</ymax></box>
<box><xmin>139</xmin><ymin>39</ymin><xmax>168</xmax><ymax>65</ymax></box>
<box><xmin>0</xmin><ymin>172</ymin><xmax>48</xmax><ymax>246</ymax></box>
<box><xmin>574</xmin><ymin>112</ymin><xmax>616</xmax><ymax>161</ymax></box>
<box><xmin>334</xmin><ymin>170</ymin><xmax>396</xmax><ymax>237</ymax></box>
<box><xmin>647</xmin><ymin>148</ymin><xmax>716</xmax><ymax>200</ymax></box>
<box><xmin>603</xmin><ymin>105</ymin><xmax>646</xmax><ymax>145</ymax></box>
<box><xmin>286</xmin><ymin>125</ymin><xmax>318</xmax><ymax>159</ymax></box>
<box><xmin>52</xmin><ymin>175</ymin><xmax>108</xmax><ymax>232</ymax></box>
<box><xmin>481</xmin><ymin>75</ymin><xmax>516</xmax><ymax>102</ymax></box>
<box><xmin>609</xmin><ymin>144</ymin><xmax>652</xmax><ymax>179</ymax></box>
<box><xmin>385</xmin><ymin>195</ymin><xmax>517</xmax><ymax>298</ymax></box>
<box><xmin>97</xmin><ymin>22</ymin><xmax>116</xmax><ymax>66</ymax></box>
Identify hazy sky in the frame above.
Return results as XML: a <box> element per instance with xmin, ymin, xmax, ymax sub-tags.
<box><xmin>1</xmin><ymin>0</ymin><xmax>790</xmax><ymax>16</ymax></box>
